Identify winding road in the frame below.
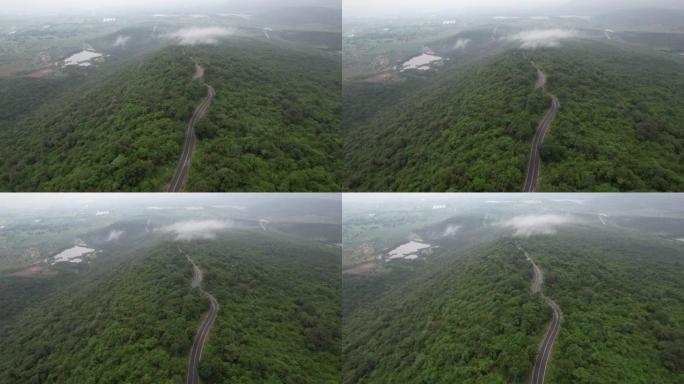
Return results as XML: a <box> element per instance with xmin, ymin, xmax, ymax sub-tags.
<box><xmin>523</xmin><ymin>63</ymin><xmax>560</xmax><ymax>192</ymax></box>
<box><xmin>167</xmin><ymin>63</ymin><xmax>215</xmax><ymax>192</ymax></box>
<box><xmin>182</xmin><ymin>249</ymin><xmax>219</xmax><ymax>384</ymax></box>
<box><xmin>517</xmin><ymin>244</ymin><xmax>562</xmax><ymax>384</ymax></box>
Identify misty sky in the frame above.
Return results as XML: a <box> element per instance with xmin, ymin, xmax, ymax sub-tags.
<box><xmin>344</xmin><ymin>0</ymin><xmax>684</xmax><ymax>18</ymax></box>
<box><xmin>0</xmin><ymin>193</ymin><xmax>339</xmax><ymax>212</ymax></box>
<box><xmin>1</xmin><ymin>0</ymin><xmax>339</xmax><ymax>15</ymax></box>
<box><xmin>345</xmin><ymin>0</ymin><xmax>567</xmax><ymax>17</ymax></box>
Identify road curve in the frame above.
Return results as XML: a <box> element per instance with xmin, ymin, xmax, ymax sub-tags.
<box><xmin>182</xmin><ymin>249</ymin><xmax>219</xmax><ymax>384</ymax></box>
<box><xmin>517</xmin><ymin>244</ymin><xmax>562</xmax><ymax>384</ymax></box>
<box><xmin>167</xmin><ymin>64</ymin><xmax>215</xmax><ymax>192</ymax></box>
<box><xmin>523</xmin><ymin>63</ymin><xmax>560</xmax><ymax>192</ymax></box>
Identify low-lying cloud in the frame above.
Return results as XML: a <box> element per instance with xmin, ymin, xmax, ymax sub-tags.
<box><xmin>113</xmin><ymin>35</ymin><xmax>130</xmax><ymax>47</ymax></box>
<box><xmin>167</xmin><ymin>27</ymin><xmax>232</xmax><ymax>45</ymax></box>
<box><xmin>442</xmin><ymin>224</ymin><xmax>462</xmax><ymax>237</ymax></box>
<box><xmin>106</xmin><ymin>230</ymin><xmax>124</xmax><ymax>242</ymax></box>
<box><xmin>496</xmin><ymin>214</ymin><xmax>579</xmax><ymax>237</ymax></box>
<box><xmin>505</xmin><ymin>29</ymin><xmax>579</xmax><ymax>49</ymax></box>
<box><xmin>453</xmin><ymin>38</ymin><xmax>471</xmax><ymax>50</ymax></box>
<box><xmin>158</xmin><ymin>220</ymin><xmax>232</xmax><ymax>241</ymax></box>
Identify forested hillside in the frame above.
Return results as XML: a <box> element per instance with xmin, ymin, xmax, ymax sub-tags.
<box><xmin>0</xmin><ymin>243</ymin><xmax>205</xmax><ymax>383</ymax></box>
<box><xmin>343</xmin><ymin>239</ymin><xmax>549</xmax><ymax>383</ymax></box>
<box><xmin>344</xmin><ymin>51</ymin><xmax>548</xmax><ymax>191</ymax></box>
<box><xmin>188</xmin><ymin>40</ymin><xmax>341</xmax><ymax>191</ymax></box>
<box><xmin>532</xmin><ymin>42</ymin><xmax>684</xmax><ymax>191</ymax></box>
<box><xmin>522</xmin><ymin>229</ymin><xmax>684</xmax><ymax>383</ymax></box>
<box><xmin>190</xmin><ymin>232</ymin><xmax>341</xmax><ymax>383</ymax></box>
<box><xmin>0</xmin><ymin>229</ymin><xmax>341</xmax><ymax>383</ymax></box>
<box><xmin>0</xmin><ymin>38</ymin><xmax>341</xmax><ymax>191</ymax></box>
<box><xmin>0</xmin><ymin>48</ymin><xmax>202</xmax><ymax>191</ymax></box>
<box><xmin>344</xmin><ymin>39</ymin><xmax>684</xmax><ymax>191</ymax></box>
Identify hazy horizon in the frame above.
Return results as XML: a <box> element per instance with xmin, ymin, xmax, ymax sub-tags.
<box><xmin>343</xmin><ymin>0</ymin><xmax>684</xmax><ymax>18</ymax></box>
<box><xmin>0</xmin><ymin>0</ymin><xmax>341</xmax><ymax>17</ymax></box>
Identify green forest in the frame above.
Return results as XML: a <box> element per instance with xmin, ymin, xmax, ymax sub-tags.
<box><xmin>0</xmin><ymin>38</ymin><xmax>340</xmax><ymax>191</ymax></box>
<box><xmin>343</xmin><ymin>225</ymin><xmax>684</xmax><ymax>383</ymax></box>
<box><xmin>188</xmin><ymin>41</ymin><xmax>341</xmax><ymax>192</ymax></box>
<box><xmin>0</xmin><ymin>230</ymin><xmax>341</xmax><ymax>383</ymax></box>
<box><xmin>0</xmin><ymin>243</ymin><xmax>205</xmax><ymax>383</ymax></box>
<box><xmin>532</xmin><ymin>41</ymin><xmax>684</xmax><ymax>191</ymax></box>
<box><xmin>522</xmin><ymin>228</ymin><xmax>684</xmax><ymax>383</ymax></box>
<box><xmin>343</xmin><ymin>39</ymin><xmax>684</xmax><ymax>191</ymax></box>
<box><xmin>189</xmin><ymin>232</ymin><xmax>341</xmax><ymax>383</ymax></box>
<box><xmin>344</xmin><ymin>51</ymin><xmax>548</xmax><ymax>191</ymax></box>
<box><xmin>343</xmin><ymin>239</ymin><xmax>549</xmax><ymax>383</ymax></box>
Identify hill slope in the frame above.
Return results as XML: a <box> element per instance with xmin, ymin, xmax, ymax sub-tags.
<box><xmin>0</xmin><ymin>243</ymin><xmax>204</xmax><ymax>383</ymax></box>
<box><xmin>343</xmin><ymin>226</ymin><xmax>684</xmax><ymax>383</ymax></box>
<box><xmin>522</xmin><ymin>228</ymin><xmax>684</xmax><ymax>383</ymax></box>
<box><xmin>0</xmin><ymin>231</ymin><xmax>341</xmax><ymax>383</ymax></box>
<box><xmin>188</xmin><ymin>40</ymin><xmax>341</xmax><ymax>191</ymax></box>
<box><xmin>343</xmin><ymin>239</ymin><xmax>549</xmax><ymax>383</ymax></box>
<box><xmin>533</xmin><ymin>41</ymin><xmax>684</xmax><ymax>191</ymax></box>
<box><xmin>0</xmin><ymin>38</ymin><xmax>340</xmax><ymax>191</ymax></box>
<box><xmin>343</xmin><ymin>39</ymin><xmax>684</xmax><ymax>191</ymax></box>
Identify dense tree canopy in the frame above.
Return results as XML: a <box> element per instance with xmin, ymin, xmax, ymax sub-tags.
<box><xmin>344</xmin><ymin>40</ymin><xmax>684</xmax><ymax>191</ymax></box>
<box><xmin>190</xmin><ymin>232</ymin><xmax>341</xmax><ymax>383</ymax></box>
<box><xmin>0</xmin><ymin>230</ymin><xmax>341</xmax><ymax>383</ymax></box>
<box><xmin>188</xmin><ymin>40</ymin><xmax>341</xmax><ymax>192</ymax></box>
<box><xmin>0</xmin><ymin>243</ymin><xmax>204</xmax><ymax>383</ymax></box>
<box><xmin>0</xmin><ymin>38</ymin><xmax>340</xmax><ymax>191</ymax></box>
<box><xmin>522</xmin><ymin>229</ymin><xmax>684</xmax><ymax>383</ymax></box>
<box><xmin>343</xmin><ymin>239</ymin><xmax>549</xmax><ymax>383</ymax></box>
<box><xmin>344</xmin><ymin>51</ymin><xmax>547</xmax><ymax>191</ymax></box>
<box><xmin>533</xmin><ymin>42</ymin><xmax>684</xmax><ymax>191</ymax></box>
<box><xmin>343</xmin><ymin>226</ymin><xmax>684</xmax><ymax>383</ymax></box>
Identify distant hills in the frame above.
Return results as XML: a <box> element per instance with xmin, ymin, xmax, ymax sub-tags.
<box><xmin>593</xmin><ymin>8</ymin><xmax>684</xmax><ymax>30</ymax></box>
<box><xmin>254</xmin><ymin>6</ymin><xmax>341</xmax><ymax>30</ymax></box>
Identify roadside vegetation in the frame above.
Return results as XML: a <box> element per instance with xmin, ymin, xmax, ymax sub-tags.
<box><xmin>0</xmin><ymin>47</ymin><xmax>202</xmax><ymax>191</ymax></box>
<box><xmin>343</xmin><ymin>39</ymin><xmax>684</xmax><ymax>191</ymax></box>
<box><xmin>0</xmin><ymin>243</ymin><xmax>205</xmax><ymax>383</ymax></box>
<box><xmin>0</xmin><ymin>229</ymin><xmax>341</xmax><ymax>383</ymax></box>
<box><xmin>191</xmin><ymin>232</ymin><xmax>341</xmax><ymax>383</ymax></box>
<box><xmin>0</xmin><ymin>38</ymin><xmax>340</xmax><ymax>191</ymax></box>
<box><xmin>343</xmin><ymin>239</ymin><xmax>549</xmax><ymax>383</ymax></box>
<box><xmin>534</xmin><ymin>41</ymin><xmax>684</xmax><ymax>191</ymax></box>
<box><xmin>188</xmin><ymin>40</ymin><xmax>341</xmax><ymax>192</ymax></box>
<box><xmin>343</xmin><ymin>223</ymin><xmax>684</xmax><ymax>383</ymax></box>
<box><xmin>344</xmin><ymin>51</ymin><xmax>548</xmax><ymax>191</ymax></box>
<box><xmin>523</xmin><ymin>229</ymin><xmax>684</xmax><ymax>383</ymax></box>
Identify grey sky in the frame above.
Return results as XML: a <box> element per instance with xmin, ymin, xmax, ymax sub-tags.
<box><xmin>0</xmin><ymin>193</ymin><xmax>339</xmax><ymax>212</ymax></box>
<box><xmin>344</xmin><ymin>0</ymin><xmax>684</xmax><ymax>18</ymax></box>
<box><xmin>1</xmin><ymin>0</ymin><xmax>339</xmax><ymax>15</ymax></box>
<box><xmin>345</xmin><ymin>0</ymin><xmax>568</xmax><ymax>17</ymax></box>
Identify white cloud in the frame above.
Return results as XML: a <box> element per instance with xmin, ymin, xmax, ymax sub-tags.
<box><xmin>106</xmin><ymin>230</ymin><xmax>124</xmax><ymax>242</ymax></box>
<box><xmin>505</xmin><ymin>29</ymin><xmax>579</xmax><ymax>49</ymax></box>
<box><xmin>442</xmin><ymin>224</ymin><xmax>462</xmax><ymax>237</ymax></box>
<box><xmin>166</xmin><ymin>27</ymin><xmax>233</xmax><ymax>45</ymax></box>
<box><xmin>158</xmin><ymin>220</ymin><xmax>233</xmax><ymax>241</ymax></box>
<box><xmin>453</xmin><ymin>38</ymin><xmax>471</xmax><ymax>50</ymax></box>
<box><xmin>113</xmin><ymin>35</ymin><xmax>130</xmax><ymax>47</ymax></box>
<box><xmin>496</xmin><ymin>214</ymin><xmax>579</xmax><ymax>237</ymax></box>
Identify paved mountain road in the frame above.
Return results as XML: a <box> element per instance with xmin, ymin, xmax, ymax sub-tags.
<box><xmin>523</xmin><ymin>63</ymin><xmax>560</xmax><ymax>192</ymax></box>
<box><xmin>517</xmin><ymin>244</ymin><xmax>562</xmax><ymax>384</ymax></box>
<box><xmin>167</xmin><ymin>63</ymin><xmax>215</xmax><ymax>192</ymax></box>
<box><xmin>182</xmin><ymin>249</ymin><xmax>219</xmax><ymax>384</ymax></box>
